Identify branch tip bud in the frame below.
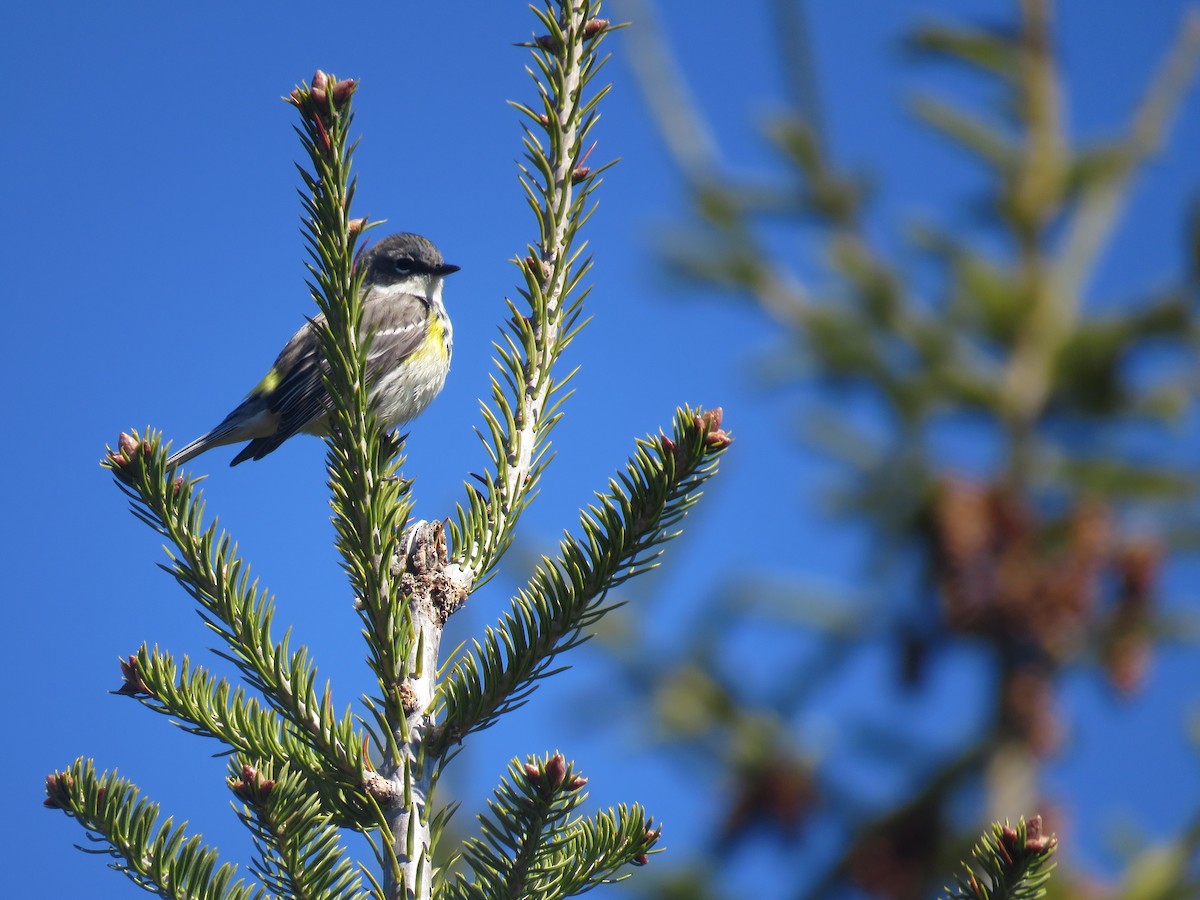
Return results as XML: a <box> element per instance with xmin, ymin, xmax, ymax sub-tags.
<box><xmin>116</xmin><ymin>655</ymin><xmax>152</xmax><ymax>697</ymax></box>
<box><xmin>545</xmin><ymin>753</ymin><xmax>567</xmax><ymax>788</ymax></box>
<box><xmin>229</xmin><ymin>764</ymin><xmax>276</xmax><ymax>804</ymax></box>
<box><xmin>331</xmin><ymin>78</ymin><xmax>358</xmax><ymax>105</ymax></box>
<box><xmin>631</xmin><ymin>825</ymin><xmax>660</xmax><ymax>863</ymax></box>
<box><xmin>584</xmin><ymin>18</ymin><xmax>610</xmax><ymax>38</ymax></box>
<box><xmin>1023</xmin><ymin>815</ymin><xmax>1055</xmax><ymax>853</ymax></box>
<box><xmin>44</xmin><ymin>771</ymin><xmax>74</xmax><ymax>809</ymax></box>
<box><xmin>106</xmin><ymin>431</ymin><xmax>150</xmax><ymax>481</ymax></box>
<box><xmin>696</xmin><ymin>407</ymin><xmax>732</xmax><ymax>448</ymax></box>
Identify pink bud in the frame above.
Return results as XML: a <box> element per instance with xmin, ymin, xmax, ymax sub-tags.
<box><xmin>118</xmin><ymin>432</ymin><xmax>139</xmax><ymax>457</ymax></box>
<box><xmin>116</xmin><ymin>655</ymin><xmax>152</xmax><ymax>697</ymax></box>
<box><xmin>331</xmin><ymin>78</ymin><xmax>358</xmax><ymax>105</ymax></box>
<box><xmin>545</xmin><ymin>753</ymin><xmax>566</xmax><ymax>788</ymax></box>
<box><xmin>43</xmin><ymin>772</ymin><xmax>74</xmax><ymax>809</ymax></box>
<box><xmin>696</xmin><ymin>407</ymin><xmax>732</xmax><ymax>448</ymax></box>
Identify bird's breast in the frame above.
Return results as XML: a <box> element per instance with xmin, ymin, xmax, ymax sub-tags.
<box><xmin>369</xmin><ymin>308</ymin><xmax>451</xmax><ymax>428</ymax></box>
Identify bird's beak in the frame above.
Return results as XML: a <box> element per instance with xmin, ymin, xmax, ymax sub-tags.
<box><xmin>436</xmin><ymin>263</ymin><xmax>461</xmax><ymax>276</ymax></box>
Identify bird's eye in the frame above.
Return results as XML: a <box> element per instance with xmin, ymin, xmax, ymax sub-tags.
<box><xmin>393</xmin><ymin>257</ymin><xmax>415</xmax><ymax>275</ymax></box>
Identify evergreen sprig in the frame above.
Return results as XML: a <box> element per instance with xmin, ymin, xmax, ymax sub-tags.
<box><xmin>116</xmin><ymin>646</ymin><xmax>379</xmax><ymax>827</ymax></box>
<box><xmin>43</xmin><ymin>759</ymin><xmax>266</xmax><ymax>900</ymax></box>
<box><xmin>451</xmin><ymin>0</ymin><xmax>617</xmax><ymax>590</ymax></box>
<box><xmin>103</xmin><ymin>431</ymin><xmax>366</xmax><ymax>794</ymax></box>
<box><xmin>230</xmin><ymin>760</ymin><xmax>364</xmax><ymax>899</ymax></box>
<box><xmin>118</xmin><ymin>646</ymin><xmax>324</xmax><ymax>772</ymax></box>
<box><xmin>943</xmin><ymin>816</ymin><xmax>1057</xmax><ymax>900</ymax></box>
<box><xmin>436</xmin><ymin>406</ymin><xmax>731</xmax><ymax>753</ymax></box>
<box><xmin>446</xmin><ymin>754</ymin><xmax>659</xmax><ymax>900</ymax></box>
<box><xmin>287</xmin><ymin>73</ymin><xmax>431</xmax><ymax>896</ymax></box>
<box><xmin>287</xmin><ymin>72</ymin><xmax>417</xmax><ymax>728</ymax></box>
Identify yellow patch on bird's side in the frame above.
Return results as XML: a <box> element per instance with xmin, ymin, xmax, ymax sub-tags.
<box><xmin>432</xmin><ymin>316</ymin><xmax>448</xmax><ymax>359</ymax></box>
<box><xmin>415</xmin><ymin>315</ymin><xmax>450</xmax><ymax>363</ymax></box>
<box><xmin>253</xmin><ymin>367</ymin><xmax>282</xmax><ymax>395</ymax></box>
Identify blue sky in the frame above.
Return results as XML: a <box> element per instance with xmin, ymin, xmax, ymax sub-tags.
<box><xmin>6</xmin><ymin>2</ymin><xmax>1200</xmax><ymax>897</ymax></box>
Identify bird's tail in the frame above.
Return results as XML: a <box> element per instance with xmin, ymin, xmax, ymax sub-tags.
<box><xmin>167</xmin><ymin>396</ymin><xmax>276</xmax><ymax>469</ymax></box>
<box><xmin>166</xmin><ymin>429</ymin><xmax>233</xmax><ymax>469</ymax></box>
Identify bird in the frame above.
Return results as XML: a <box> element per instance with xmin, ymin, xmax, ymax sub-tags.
<box><xmin>167</xmin><ymin>232</ymin><xmax>459</xmax><ymax>468</ymax></box>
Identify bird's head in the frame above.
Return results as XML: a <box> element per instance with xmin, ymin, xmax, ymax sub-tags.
<box><xmin>360</xmin><ymin>232</ymin><xmax>460</xmax><ymax>300</ymax></box>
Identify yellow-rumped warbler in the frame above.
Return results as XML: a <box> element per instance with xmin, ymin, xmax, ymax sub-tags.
<box><xmin>168</xmin><ymin>232</ymin><xmax>459</xmax><ymax>468</ymax></box>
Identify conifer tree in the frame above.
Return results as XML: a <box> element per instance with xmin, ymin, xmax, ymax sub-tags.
<box><xmin>606</xmin><ymin>0</ymin><xmax>1198</xmax><ymax>897</ymax></box>
<box><xmin>43</xmin><ymin>3</ymin><xmax>731</xmax><ymax>898</ymax></box>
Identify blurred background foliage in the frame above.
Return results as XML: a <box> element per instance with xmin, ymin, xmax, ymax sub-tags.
<box><xmin>572</xmin><ymin>0</ymin><xmax>1200</xmax><ymax>896</ymax></box>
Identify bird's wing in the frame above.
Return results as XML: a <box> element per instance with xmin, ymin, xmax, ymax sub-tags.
<box><xmin>226</xmin><ymin>318</ymin><xmax>326</xmax><ymax>464</ymax></box>
<box><xmin>361</xmin><ymin>290</ymin><xmax>433</xmax><ymax>383</ymax></box>
<box><xmin>260</xmin><ymin>316</ymin><xmax>328</xmax><ymax>438</ymax></box>
<box><xmin>254</xmin><ymin>292</ymin><xmax>431</xmax><ymax>440</ymax></box>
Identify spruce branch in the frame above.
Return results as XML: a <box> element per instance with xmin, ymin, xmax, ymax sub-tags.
<box><xmin>117</xmin><ymin>647</ymin><xmax>323</xmax><ymax>771</ymax></box>
<box><xmin>103</xmin><ymin>432</ymin><xmax>366</xmax><ymax>791</ymax></box>
<box><xmin>43</xmin><ymin>759</ymin><xmax>267</xmax><ymax>900</ymax></box>
<box><xmin>230</xmin><ymin>760</ymin><xmax>364</xmax><ymax>900</ymax></box>
<box><xmin>943</xmin><ymin>816</ymin><xmax>1057</xmax><ymax>900</ymax></box>
<box><xmin>115</xmin><ymin>647</ymin><xmax>378</xmax><ymax>826</ymax></box>
<box><xmin>287</xmin><ymin>71</ymin><xmax>417</xmax><ymax>726</ymax></box>
<box><xmin>436</xmin><ymin>406</ymin><xmax>731</xmax><ymax>754</ymax></box>
<box><xmin>288</xmin><ymin>71</ymin><xmax>439</xmax><ymax>898</ymax></box>
<box><xmin>446</xmin><ymin>754</ymin><xmax>660</xmax><ymax>900</ymax></box>
<box><xmin>451</xmin><ymin>0</ymin><xmax>616</xmax><ymax>590</ymax></box>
